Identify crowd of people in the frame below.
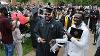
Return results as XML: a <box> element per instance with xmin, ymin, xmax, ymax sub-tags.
<box><xmin>0</xmin><ymin>2</ymin><xmax>100</xmax><ymax>56</ymax></box>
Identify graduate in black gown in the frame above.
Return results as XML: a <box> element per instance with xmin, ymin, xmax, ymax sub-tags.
<box><xmin>34</xmin><ymin>7</ymin><xmax>64</xmax><ymax>56</ymax></box>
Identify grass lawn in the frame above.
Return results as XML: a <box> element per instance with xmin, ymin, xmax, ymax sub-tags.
<box><xmin>0</xmin><ymin>37</ymin><xmax>33</xmax><ymax>56</ymax></box>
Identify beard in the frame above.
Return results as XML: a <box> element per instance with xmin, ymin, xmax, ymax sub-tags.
<box><xmin>45</xmin><ymin>16</ymin><xmax>52</xmax><ymax>21</ymax></box>
<box><xmin>74</xmin><ymin>21</ymin><xmax>82</xmax><ymax>27</ymax></box>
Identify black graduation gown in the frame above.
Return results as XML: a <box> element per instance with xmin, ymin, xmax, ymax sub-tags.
<box><xmin>34</xmin><ymin>19</ymin><xmax>64</xmax><ymax>56</ymax></box>
<box><xmin>29</xmin><ymin>16</ymin><xmax>43</xmax><ymax>48</ymax></box>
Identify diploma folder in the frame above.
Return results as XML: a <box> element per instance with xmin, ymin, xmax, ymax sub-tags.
<box><xmin>70</xmin><ymin>27</ymin><xmax>83</xmax><ymax>39</ymax></box>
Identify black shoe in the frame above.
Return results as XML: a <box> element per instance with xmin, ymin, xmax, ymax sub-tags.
<box><xmin>93</xmin><ymin>43</ymin><xmax>96</xmax><ymax>45</ymax></box>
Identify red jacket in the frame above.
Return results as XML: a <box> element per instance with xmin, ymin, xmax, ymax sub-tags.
<box><xmin>0</xmin><ymin>16</ymin><xmax>13</xmax><ymax>44</ymax></box>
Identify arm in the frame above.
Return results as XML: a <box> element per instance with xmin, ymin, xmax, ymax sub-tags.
<box><xmin>34</xmin><ymin>22</ymin><xmax>41</xmax><ymax>43</ymax></box>
<box><xmin>34</xmin><ymin>21</ymin><xmax>46</xmax><ymax>43</ymax></box>
<box><xmin>56</xmin><ymin>34</ymin><xmax>68</xmax><ymax>43</ymax></box>
<box><xmin>55</xmin><ymin>21</ymin><xmax>70</xmax><ymax>43</ymax></box>
<box><xmin>57</xmin><ymin>21</ymin><xmax>65</xmax><ymax>38</ymax></box>
<box><xmin>16</xmin><ymin>29</ymin><xmax>22</xmax><ymax>40</ymax></box>
<box><xmin>0</xmin><ymin>24</ymin><xmax>2</xmax><ymax>40</ymax></box>
<box><xmin>0</xmin><ymin>32</ymin><xmax>1</xmax><ymax>43</ymax></box>
<box><xmin>0</xmin><ymin>32</ymin><xmax>2</xmax><ymax>40</ymax></box>
<box><xmin>4</xmin><ymin>19</ymin><xmax>13</xmax><ymax>30</ymax></box>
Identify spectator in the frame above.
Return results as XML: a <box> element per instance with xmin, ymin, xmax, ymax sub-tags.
<box><xmin>0</xmin><ymin>7</ymin><xmax>14</xmax><ymax>56</ymax></box>
<box><xmin>29</xmin><ymin>7</ymin><xmax>43</xmax><ymax>48</ymax></box>
<box><xmin>12</xmin><ymin>18</ymin><xmax>23</xmax><ymax>56</ymax></box>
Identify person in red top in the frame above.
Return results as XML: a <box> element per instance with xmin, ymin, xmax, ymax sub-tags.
<box><xmin>0</xmin><ymin>7</ymin><xmax>14</xmax><ymax>56</ymax></box>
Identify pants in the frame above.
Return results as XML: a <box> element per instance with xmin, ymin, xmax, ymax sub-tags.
<box><xmin>30</xmin><ymin>34</ymin><xmax>37</xmax><ymax>48</ymax></box>
<box><xmin>15</xmin><ymin>42</ymin><xmax>23</xmax><ymax>56</ymax></box>
<box><xmin>84</xmin><ymin>17</ymin><xmax>89</xmax><ymax>25</ymax></box>
<box><xmin>4</xmin><ymin>44</ymin><xmax>14</xmax><ymax>56</ymax></box>
<box><xmin>95</xmin><ymin>46</ymin><xmax>100</xmax><ymax>56</ymax></box>
<box><xmin>36</xmin><ymin>43</ymin><xmax>58</xmax><ymax>56</ymax></box>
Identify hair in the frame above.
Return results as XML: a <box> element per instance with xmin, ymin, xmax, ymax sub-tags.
<box><xmin>77</xmin><ymin>12</ymin><xmax>84</xmax><ymax>20</ymax></box>
<box><xmin>67</xmin><ymin>7</ymin><xmax>76</xmax><ymax>16</ymax></box>
<box><xmin>0</xmin><ymin>7</ymin><xmax>8</xmax><ymax>17</ymax></box>
<box><xmin>74</xmin><ymin>13</ymin><xmax>83</xmax><ymax>20</ymax></box>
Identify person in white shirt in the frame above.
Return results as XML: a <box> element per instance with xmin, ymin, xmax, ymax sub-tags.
<box><xmin>12</xmin><ymin>18</ymin><xmax>23</xmax><ymax>56</ymax></box>
<box><xmin>95</xmin><ymin>19</ymin><xmax>100</xmax><ymax>56</ymax></box>
<box><xmin>51</xmin><ymin>13</ymin><xmax>90</xmax><ymax>56</ymax></box>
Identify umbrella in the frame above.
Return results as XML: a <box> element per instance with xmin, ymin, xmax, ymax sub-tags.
<box><xmin>11</xmin><ymin>11</ymin><xmax>28</xmax><ymax>25</ymax></box>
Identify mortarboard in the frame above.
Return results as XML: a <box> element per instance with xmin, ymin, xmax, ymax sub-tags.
<box><xmin>44</xmin><ymin>7</ymin><xmax>53</xmax><ymax>13</ymax></box>
<box><xmin>57</xmin><ymin>7</ymin><xmax>62</xmax><ymax>11</ymax></box>
<box><xmin>32</xmin><ymin>7</ymin><xmax>38</xmax><ymax>15</ymax></box>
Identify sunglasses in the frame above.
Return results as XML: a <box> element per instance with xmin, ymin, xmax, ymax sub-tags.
<box><xmin>45</xmin><ymin>13</ymin><xmax>51</xmax><ymax>16</ymax></box>
<box><xmin>74</xmin><ymin>17</ymin><xmax>80</xmax><ymax>21</ymax></box>
<box><xmin>74</xmin><ymin>17</ymin><xmax>80</xmax><ymax>19</ymax></box>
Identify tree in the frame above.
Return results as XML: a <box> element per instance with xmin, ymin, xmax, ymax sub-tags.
<box><xmin>8</xmin><ymin>0</ymin><xmax>100</xmax><ymax>6</ymax></box>
<box><xmin>17</xmin><ymin>0</ymin><xmax>29</xmax><ymax>3</ymax></box>
<box><xmin>8</xmin><ymin>0</ymin><xmax>29</xmax><ymax>3</ymax></box>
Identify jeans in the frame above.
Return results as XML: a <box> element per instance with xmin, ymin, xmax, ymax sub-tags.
<box><xmin>4</xmin><ymin>44</ymin><xmax>14</xmax><ymax>56</ymax></box>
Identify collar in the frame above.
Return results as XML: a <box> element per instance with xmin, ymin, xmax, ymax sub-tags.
<box><xmin>45</xmin><ymin>18</ymin><xmax>54</xmax><ymax>23</ymax></box>
<box><xmin>72</xmin><ymin>21</ymin><xmax>86</xmax><ymax>29</ymax></box>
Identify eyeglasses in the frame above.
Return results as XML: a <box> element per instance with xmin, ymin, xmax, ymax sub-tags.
<box><xmin>74</xmin><ymin>17</ymin><xmax>80</xmax><ymax>20</ymax></box>
<box><xmin>45</xmin><ymin>13</ymin><xmax>51</xmax><ymax>16</ymax></box>
<box><xmin>74</xmin><ymin>17</ymin><xmax>80</xmax><ymax>19</ymax></box>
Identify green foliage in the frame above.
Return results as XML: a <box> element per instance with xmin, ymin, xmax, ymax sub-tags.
<box><xmin>8</xmin><ymin>0</ymin><xmax>100</xmax><ymax>6</ymax></box>
<box><xmin>45</xmin><ymin>0</ymin><xmax>100</xmax><ymax>6</ymax></box>
<box><xmin>8</xmin><ymin>0</ymin><xmax>29</xmax><ymax>3</ymax></box>
<box><xmin>43</xmin><ymin>0</ymin><xmax>49</xmax><ymax>3</ymax></box>
<box><xmin>8</xmin><ymin>0</ymin><xmax>11</xmax><ymax>2</ymax></box>
<box><xmin>17</xmin><ymin>0</ymin><xmax>29</xmax><ymax>3</ymax></box>
<box><xmin>22</xmin><ymin>37</ymin><xmax>33</xmax><ymax>55</ymax></box>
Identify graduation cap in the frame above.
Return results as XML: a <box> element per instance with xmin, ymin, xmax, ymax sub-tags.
<box><xmin>39</xmin><ymin>8</ymin><xmax>44</xmax><ymax>15</ymax></box>
<box><xmin>70</xmin><ymin>27</ymin><xmax>83</xmax><ymax>39</ymax></box>
<box><xmin>32</xmin><ymin>7</ymin><xmax>38</xmax><ymax>15</ymax></box>
<box><xmin>48</xmin><ymin>2</ymin><xmax>51</xmax><ymax>5</ymax></box>
<box><xmin>44</xmin><ymin>7</ymin><xmax>53</xmax><ymax>13</ymax></box>
<box><xmin>57</xmin><ymin>7</ymin><xmax>62</xmax><ymax>11</ymax></box>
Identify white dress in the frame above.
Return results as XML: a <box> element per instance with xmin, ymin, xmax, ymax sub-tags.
<box><xmin>12</xmin><ymin>21</ymin><xmax>23</xmax><ymax>56</ymax></box>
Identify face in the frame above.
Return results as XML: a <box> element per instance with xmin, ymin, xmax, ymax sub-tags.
<box><xmin>57</xmin><ymin>11</ymin><xmax>61</xmax><ymax>15</ymax></box>
<box><xmin>0</xmin><ymin>12</ymin><xmax>2</xmax><ymax>16</ymax></box>
<box><xmin>98</xmin><ymin>20</ymin><xmax>100</xmax><ymax>24</ymax></box>
<box><xmin>45</xmin><ymin>12</ymin><xmax>52</xmax><ymax>21</ymax></box>
<box><xmin>74</xmin><ymin>14</ymin><xmax>82</xmax><ymax>26</ymax></box>
<box><xmin>69</xmin><ymin>9</ymin><xmax>72</xmax><ymax>12</ymax></box>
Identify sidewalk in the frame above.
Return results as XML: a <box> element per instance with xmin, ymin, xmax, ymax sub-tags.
<box><xmin>24</xmin><ymin>50</ymin><xmax>35</xmax><ymax>56</ymax></box>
